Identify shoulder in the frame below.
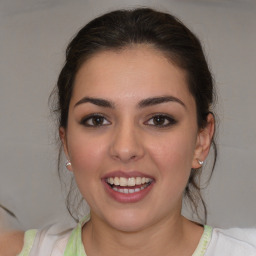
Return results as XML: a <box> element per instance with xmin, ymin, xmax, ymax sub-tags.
<box><xmin>0</xmin><ymin>224</ymin><xmax>73</xmax><ymax>256</ymax></box>
<box><xmin>0</xmin><ymin>230</ymin><xmax>24</xmax><ymax>256</ymax></box>
<box><xmin>206</xmin><ymin>227</ymin><xmax>256</xmax><ymax>256</ymax></box>
<box><xmin>21</xmin><ymin>223</ymin><xmax>73</xmax><ymax>256</ymax></box>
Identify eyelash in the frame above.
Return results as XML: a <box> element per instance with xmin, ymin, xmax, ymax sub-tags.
<box><xmin>144</xmin><ymin>114</ymin><xmax>177</xmax><ymax>128</ymax></box>
<box><xmin>80</xmin><ymin>113</ymin><xmax>177</xmax><ymax>128</ymax></box>
<box><xmin>80</xmin><ymin>113</ymin><xmax>111</xmax><ymax>127</ymax></box>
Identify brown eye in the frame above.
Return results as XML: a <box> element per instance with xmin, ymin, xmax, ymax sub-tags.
<box><xmin>145</xmin><ymin>114</ymin><xmax>177</xmax><ymax>127</ymax></box>
<box><xmin>81</xmin><ymin>114</ymin><xmax>110</xmax><ymax>127</ymax></box>
<box><xmin>153</xmin><ymin>116</ymin><xmax>167</xmax><ymax>126</ymax></box>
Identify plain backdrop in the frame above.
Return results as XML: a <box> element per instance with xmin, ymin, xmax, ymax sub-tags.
<box><xmin>0</xmin><ymin>0</ymin><xmax>256</xmax><ymax>230</ymax></box>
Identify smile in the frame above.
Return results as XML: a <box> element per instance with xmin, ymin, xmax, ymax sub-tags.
<box><xmin>106</xmin><ymin>177</ymin><xmax>153</xmax><ymax>194</ymax></box>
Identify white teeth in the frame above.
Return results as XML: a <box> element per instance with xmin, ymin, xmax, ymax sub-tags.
<box><xmin>119</xmin><ymin>177</ymin><xmax>127</xmax><ymax>186</ymax></box>
<box><xmin>110</xmin><ymin>183</ymin><xmax>150</xmax><ymax>194</ymax></box>
<box><xmin>109</xmin><ymin>177</ymin><xmax>114</xmax><ymax>185</ymax></box>
<box><xmin>135</xmin><ymin>177</ymin><xmax>141</xmax><ymax>184</ymax></box>
<box><xmin>145</xmin><ymin>178</ymin><xmax>150</xmax><ymax>183</ymax></box>
<box><xmin>107</xmin><ymin>176</ymin><xmax>152</xmax><ymax>187</ymax></box>
<box><xmin>124</xmin><ymin>188</ymin><xmax>129</xmax><ymax>194</ymax></box>
<box><xmin>114</xmin><ymin>177</ymin><xmax>120</xmax><ymax>186</ymax></box>
<box><xmin>128</xmin><ymin>177</ymin><xmax>135</xmax><ymax>186</ymax></box>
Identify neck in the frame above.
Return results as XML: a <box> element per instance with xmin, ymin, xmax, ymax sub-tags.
<box><xmin>82</xmin><ymin>212</ymin><xmax>203</xmax><ymax>256</ymax></box>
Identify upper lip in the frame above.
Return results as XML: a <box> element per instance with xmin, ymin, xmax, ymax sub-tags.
<box><xmin>102</xmin><ymin>170</ymin><xmax>155</xmax><ymax>180</ymax></box>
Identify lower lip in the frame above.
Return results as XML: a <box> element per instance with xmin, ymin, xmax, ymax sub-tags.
<box><xmin>102</xmin><ymin>180</ymin><xmax>154</xmax><ymax>203</ymax></box>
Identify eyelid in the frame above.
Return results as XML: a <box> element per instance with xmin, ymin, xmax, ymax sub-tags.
<box><xmin>80</xmin><ymin>113</ymin><xmax>111</xmax><ymax>127</ymax></box>
<box><xmin>144</xmin><ymin>113</ymin><xmax>177</xmax><ymax>127</ymax></box>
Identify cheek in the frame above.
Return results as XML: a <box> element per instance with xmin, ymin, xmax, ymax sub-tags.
<box><xmin>67</xmin><ymin>130</ymin><xmax>108</xmax><ymax>176</ymax></box>
<box><xmin>147</xmin><ymin>133</ymin><xmax>196</xmax><ymax>204</ymax></box>
<box><xmin>147</xmin><ymin>130</ymin><xmax>196</xmax><ymax>178</ymax></box>
<box><xmin>66</xmin><ymin>132</ymin><xmax>108</xmax><ymax>205</ymax></box>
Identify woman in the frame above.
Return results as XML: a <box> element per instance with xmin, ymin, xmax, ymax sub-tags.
<box><xmin>2</xmin><ymin>8</ymin><xmax>256</xmax><ymax>256</ymax></box>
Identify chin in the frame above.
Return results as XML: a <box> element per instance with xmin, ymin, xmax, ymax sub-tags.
<box><xmin>110</xmin><ymin>220</ymin><xmax>148</xmax><ymax>233</ymax></box>
<box><xmin>102</xmin><ymin>209</ymin><xmax>153</xmax><ymax>233</ymax></box>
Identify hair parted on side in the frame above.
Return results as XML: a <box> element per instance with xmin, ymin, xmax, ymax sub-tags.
<box><xmin>49</xmin><ymin>7</ymin><xmax>217</xmax><ymax>223</ymax></box>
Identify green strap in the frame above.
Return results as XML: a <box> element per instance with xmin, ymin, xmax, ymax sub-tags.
<box><xmin>17</xmin><ymin>229</ymin><xmax>37</xmax><ymax>256</ymax></box>
<box><xmin>64</xmin><ymin>215</ymin><xmax>90</xmax><ymax>256</ymax></box>
<box><xmin>192</xmin><ymin>225</ymin><xmax>213</xmax><ymax>256</ymax></box>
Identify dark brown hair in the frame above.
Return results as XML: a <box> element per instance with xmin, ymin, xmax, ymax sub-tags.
<box><xmin>51</xmin><ymin>8</ymin><xmax>217</xmax><ymax>223</ymax></box>
<box><xmin>0</xmin><ymin>204</ymin><xmax>17</xmax><ymax>219</ymax></box>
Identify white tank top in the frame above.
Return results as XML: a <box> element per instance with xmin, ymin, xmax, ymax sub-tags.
<box><xmin>18</xmin><ymin>215</ymin><xmax>256</xmax><ymax>256</ymax></box>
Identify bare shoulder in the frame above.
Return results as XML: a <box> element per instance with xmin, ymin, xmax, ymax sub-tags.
<box><xmin>0</xmin><ymin>231</ymin><xmax>24</xmax><ymax>256</ymax></box>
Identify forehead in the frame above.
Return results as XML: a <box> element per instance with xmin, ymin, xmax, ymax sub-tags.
<box><xmin>71</xmin><ymin>45</ymin><xmax>195</xmax><ymax>107</ymax></box>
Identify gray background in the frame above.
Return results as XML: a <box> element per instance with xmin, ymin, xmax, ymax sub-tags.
<box><xmin>0</xmin><ymin>0</ymin><xmax>255</xmax><ymax>230</ymax></box>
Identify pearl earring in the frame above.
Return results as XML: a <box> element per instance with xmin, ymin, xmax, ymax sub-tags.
<box><xmin>65</xmin><ymin>161</ymin><xmax>71</xmax><ymax>167</ymax></box>
<box><xmin>198</xmin><ymin>159</ymin><xmax>204</xmax><ymax>165</ymax></box>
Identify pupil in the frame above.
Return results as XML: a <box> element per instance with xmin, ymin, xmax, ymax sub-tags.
<box><xmin>93</xmin><ymin>116</ymin><xmax>103</xmax><ymax>125</ymax></box>
<box><xmin>154</xmin><ymin>116</ymin><xmax>165</xmax><ymax>125</ymax></box>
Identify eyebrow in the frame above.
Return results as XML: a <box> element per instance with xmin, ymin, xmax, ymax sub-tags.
<box><xmin>74</xmin><ymin>96</ymin><xmax>186</xmax><ymax>109</ymax></box>
<box><xmin>138</xmin><ymin>96</ymin><xmax>186</xmax><ymax>109</ymax></box>
<box><xmin>74</xmin><ymin>97</ymin><xmax>115</xmax><ymax>108</ymax></box>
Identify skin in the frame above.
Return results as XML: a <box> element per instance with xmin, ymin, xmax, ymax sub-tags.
<box><xmin>60</xmin><ymin>45</ymin><xmax>214</xmax><ymax>256</ymax></box>
<box><xmin>0</xmin><ymin>208</ymin><xmax>24</xmax><ymax>255</ymax></box>
<box><xmin>0</xmin><ymin>231</ymin><xmax>24</xmax><ymax>256</ymax></box>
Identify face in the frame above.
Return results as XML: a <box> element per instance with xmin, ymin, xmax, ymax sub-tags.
<box><xmin>61</xmin><ymin>45</ymin><xmax>212</xmax><ymax>232</ymax></box>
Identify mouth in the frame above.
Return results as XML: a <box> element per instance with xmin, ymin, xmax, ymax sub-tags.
<box><xmin>102</xmin><ymin>174</ymin><xmax>155</xmax><ymax>203</ymax></box>
<box><xmin>105</xmin><ymin>176</ymin><xmax>153</xmax><ymax>194</ymax></box>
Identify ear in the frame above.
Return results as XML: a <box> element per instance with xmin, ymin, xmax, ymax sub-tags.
<box><xmin>192</xmin><ymin>113</ymin><xmax>215</xmax><ymax>169</ymax></box>
<box><xmin>59</xmin><ymin>127</ymin><xmax>72</xmax><ymax>172</ymax></box>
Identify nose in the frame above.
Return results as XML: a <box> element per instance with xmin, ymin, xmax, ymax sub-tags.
<box><xmin>109</xmin><ymin>122</ymin><xmax>144</xmax><ymax>163</ymax></box>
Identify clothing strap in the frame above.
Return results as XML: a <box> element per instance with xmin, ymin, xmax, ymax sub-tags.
<box><xmin>17</xmin><ymin>229</ymin><xmax>37</xmax><ymax>256</ymax></box>
<box><xmin>192</xmin><ymin>225</ymin><xmax>213</xmax><ymax>256</ymax></box>
<box><xmin>64</xmin><ymin>215</ymin><xmax>90</xmax><ymax>256</ymax></box>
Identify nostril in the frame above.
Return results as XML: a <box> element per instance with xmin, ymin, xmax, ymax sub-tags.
<box><xmin>109</xmin><ymin>130</ymin><xmax>144</xmax><ymax>162</ymax></box>
<box><xmin>112</xmin><ymin>153</ymin><xmax>137</xmax><ymax>161</ymax></box>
